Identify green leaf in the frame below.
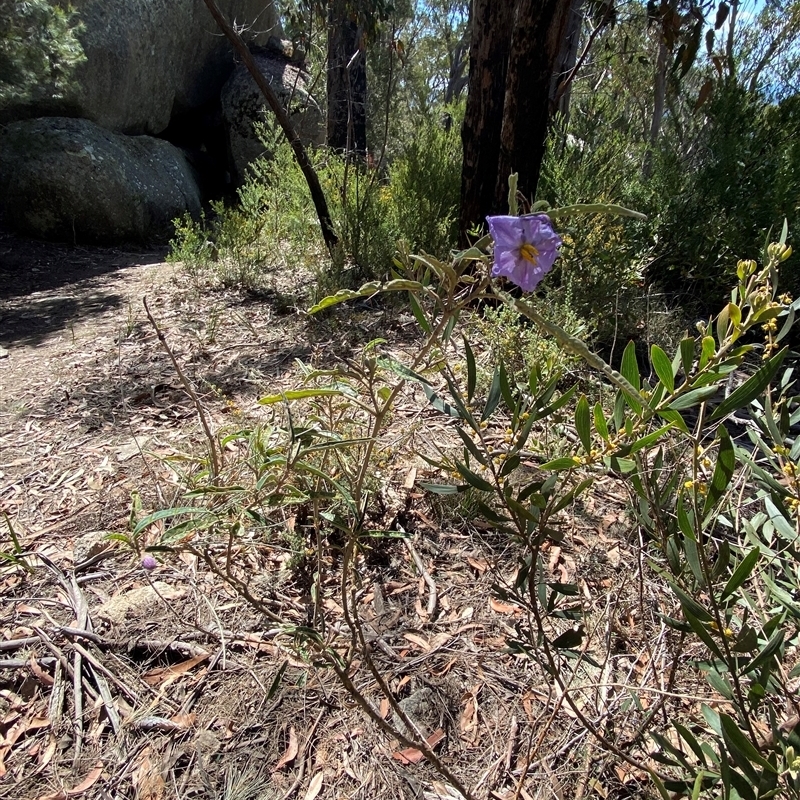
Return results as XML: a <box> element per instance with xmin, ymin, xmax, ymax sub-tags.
<box><xmin>721</xmin><ymin>547</ymin><xmax>760</xmax><ymax>601</ymax></box>
<box><xmin>719</xmin><ymin>713</ymin><xmax>778</xmax><ymax>773</ymax></box>
<box><xmin>455</xmin><ymin>427</ymin><xmax>489</xmax><ymax>466</ymax></box>
<box><xmin>476</xmin><ymin>502</ymin><xmax>513</xmax><ymax>525</ymax></box>
<box><xmin>550</xmin><ymin>627</ymin><xmax>585</xmax><ymax>649</ymax></box>
<box><xmin>628</xmin><ymin>423</ymin><xmax>675</xmax><ymax>455</ymax></box>
<box><xmin>267</xmin><ymin>660</ymin><xmax>288</xmax><ymax>700</ymax></box>
<box><xmin>423</xmin><ymin>387</ymin><xmax>462</xmax><ymax>418</ymax></box>
<box><xmin>593</xmin><ymin>402</ymin><xmax>609</xmax><ymax>441</ymax></box>
<box><xmin>541</xmin><ymin>456</ymin><xmax>581</xmax><ymax>471</ymax></box>
<box><xmin>307</xmin><ymin>279</ymin><xmax>424</xmax><ymax>313</ymax></box>
<box><xmin>709</xmin><ymin>348</ymin><xmax>788</xmax><ymax>421</ymax></box>
<box><xmin>483</xmin><ymin>366</ymin><xmax>503</xmax><ymax>421</ymax></box>
<box><xmin>499</xmin><ymin>361</ymin><xmax>516</xmax><ymax>413</ymax></box>
<box><xmin>743</xmin><ymin>628</ymin><xmax>784</xmax><ymax>675</ymax></box>
<box><xmin>259</xmin><ymin>388</ymin><xmax>346</xmax><ymax>405</ymax></box>
<box><xmin>657</xmin><ymin>408</ymin><xmax>689</xmax><ymax>433</ymax></box>
<box><xmin>547</xmin><ymin>202</ymin><xmax>647</xmax><ymax>221</ymax></box>
<box><xmin>674</xmin><ymin>722</ymin><xmax>708</xmax><ymax>766</ymax></box>
<box><xmin>699</xmin><ymin>335</ymin><xmax>716</xmax><ymax>370</ymax></box>
<box><xmin>464</xmin><ymin>337</ymin><xmax>477</xmax><ymax>403</ymax></box>
<box><xmin>668</xmin><ymin>385</ymin><xmax>720</xmax><ymax>411</ymax></box>
<box><xmin>408</xmin><ymin>292</ymin><xmax>431</xmax><ymax>334</ymax></box>
<box><xmin>670</xmin><ymin>582</ymin><xmax>713</xmax><ymax>623</ymax></box>
<box><xmin>677</xmin><ymin>495</ymin><xmax>696</xmax><ymax>538</ymax></box>
<box><xmin>704</xmin><ymin>426</ymin><xmax>736</xmax><ymax>515</ymax></box>
<box><xmin>706</xmin><ymin>669</ymin><xmax>733</xmax><ymax>699</ymax></box>
<box><xmin>683</xmin><ymin>535</ymin><xmax>705</xmax><ymax>584</ymax></box>
<box><xmin>682</xmin><ymin>607</ymin><xmax>725</xmax><ymax>659</ymax></box>
<box><xmin>680</xmin><ymin>337</ymin><xmax>696</xmax><ymax>378</ymax></box>
<box><xmin>621</xmin><ymin>340</ymin><xmax>641</xmax><ymax>391</ymax></box>
<box><xmin>575</xmin><ymin>395</ymin><xmax>591</xmax><ymax>453</ymax></box>
<box><xmin>551</xmin><ymin>478</ymin><xmax>594</xmax><ymax>513</ymax></box>
<box><xmin>651</xmin><ymin>344</ymin><xmax>675</xmax><ymax>393</ymax></box>
<box><xmin>454</xmin><ymin>460</ymin><xmax>495</xmax><ymax>492</ymax></box>
<box><xmin>133</xmin><ymin>507</ymin><xmax>211</xmax><ymax>537</ymax></box>
<box><xmin>421</xmin><ymin>482</ymin><xmax>462</xmax><ymax>494</ymax></box>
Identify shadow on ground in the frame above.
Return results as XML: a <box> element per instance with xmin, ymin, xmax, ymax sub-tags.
<box><xmin>0</xmin><ymin>226</ymin><xmax>167</xmax><ymax>346</ymax></box>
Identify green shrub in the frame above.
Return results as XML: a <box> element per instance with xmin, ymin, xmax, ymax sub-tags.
<box><xmin>650</xmin><ymin>84</ymin><xmax>800</xmax><ymax>309</ymax></box>
<box><xmin>473</xmin><ymin>300</ymin><xmax>588</xmax><ymax>390</ymax></box>
<box><xmin>169</xmin><ymin>119</ymin><xmax>462</xmax><ymax>295</ymax></box>
<box><xmin>0</xmin><ymin>0</ymin><xmax>85</xmax><ymax>109</ymax></box>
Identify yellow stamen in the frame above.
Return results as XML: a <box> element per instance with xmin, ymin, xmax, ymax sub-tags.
<box><xmin>519</xmin><ymin>243</ymin><xmax>539</xmax><ymax>263</ymax></box>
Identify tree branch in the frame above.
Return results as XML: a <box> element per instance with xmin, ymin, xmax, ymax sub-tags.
<box><xmin>201</xmin><ymin>0</ymin><xmax>338</xmax><ymax>253</ymax></box>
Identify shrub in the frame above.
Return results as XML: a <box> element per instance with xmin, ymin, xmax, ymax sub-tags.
<box><xmin>168</xmin><ymin>119</ymin><xmax>462</xmax><ymax>295</ymax></box>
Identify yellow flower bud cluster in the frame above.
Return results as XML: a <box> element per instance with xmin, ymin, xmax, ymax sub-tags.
<box><xmin>683</xmin><ymin>479</ymin><xmax>708</xmax><ymax>495</ymax></box>
<box><xmin>737</xmin><ymin>259</ymin><xmax>758</xmax><ymax>280</ymax></box>
<box><xmin>768</xmin><ymin>243</ymin><xmax>792</xmax><ymax>262</ymax></box>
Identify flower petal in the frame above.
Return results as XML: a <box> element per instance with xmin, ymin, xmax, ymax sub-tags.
<box><xmin>487</xmin><ymin>216</ymin><xmax>524</xmax><ymax>250</ymax></box>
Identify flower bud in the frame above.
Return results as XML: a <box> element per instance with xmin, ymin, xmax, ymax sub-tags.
<box><xmin>768</xmin><ymin>243</ymin><xmax>792</xmax><ymax>262</ymax></box>
<box><xmin>141</xmin><ymin>555</ymin><xmax>157</xmax><ymax>571</ymax></box>
<box><xmin>737</xmin><ymin>259</ymin><xmax>757</xmax><ymax>280</ymax></box>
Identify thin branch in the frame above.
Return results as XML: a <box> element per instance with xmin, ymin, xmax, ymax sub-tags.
<box><xmin>143</xmin><ymin>297</ymin><xmax>221</xmax><ymax>481</ymax></box>
<box><xmin>201</xmin><ymin>0</ymin><xmax>338</xmax><ymax>253</ymax></box>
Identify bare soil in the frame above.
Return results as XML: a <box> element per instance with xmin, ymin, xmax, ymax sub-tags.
<box><xmin>0</xmin><ymin>228</ymin><xmax>675</xmax><ymax>800</ymax></box>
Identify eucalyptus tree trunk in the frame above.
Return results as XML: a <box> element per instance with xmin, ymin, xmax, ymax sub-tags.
<box><xmin>495</xmin><ymin>0</ymin><xmax>573</xmax><ymax>208</ymax></box>
<box><xmin>459</xmin><ymin>0</ymin><xmax>573</xmax><ymax>239</ymax></box>
<box><xmin>550</xmin><ymin>0</ymin><xmax>584</xmax><ymax>121</ymax></box>
<box><xmin>327</xmin><ymin>0</ymin><xmax>367</xmax><ymax>157</ymax></box>
<box><xmin>458</xmin><ymin>0</ymin><xmax>514</xmax><ymax>238</ymax></box>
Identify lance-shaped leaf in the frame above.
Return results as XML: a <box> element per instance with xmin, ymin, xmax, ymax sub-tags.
<box><xmin>651</xmin><ymin>344</ymin><xmax>675</xmax><ymax>393</ymax></box>
<box><xmin>704</xmin><ymin>426</ymin><xmax>736</xmax><ymax>515</ymax></box>
<box><xmin>593</xmin><ymin>402</ymin><xmax>609</xmax><ymax>441</ymax></box>
<box><xmin>708</xmin><ymin>348</ymin><xmax>788</xmax><ymax>421</ymax></box>
<box><xmin>547</xmin><ymin>202</ymin><xmax>647</xmax><ymax>221</ymax></box>
<box><xmin>259</xmin><ymin>388</ymin><xmax>347</xmax><ymax>405</ymax></box>
<box><xmin>454</xmin><ymin>460</ymin><xmax>495</xmax><ymax>492</ymax></box>
<box><xmin>721</xmin><ymin>547</ymin><xmax>760</xmax><ymax>601</ymax></box>
<box><xmin>464</xmin><ymin>337</ymin><xmax>477</xmax><ymax>403</ymax></box>
<box><xmin>307</xmin><ymin>279</ymin><xmax>424</xmax><ymax>313</ymax></box>
<box><xmin>575</xmin><ymin>395</ymin><xmax>591</xmax><ymax>452</ymax></box>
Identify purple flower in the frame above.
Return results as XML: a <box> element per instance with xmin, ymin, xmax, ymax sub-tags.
<box><xmin>487</xmin><ymin>214</ymin><xmax>562</xmax><ymax>292</ymax></box>
<box><xmin>141</xmin><ymin>554</ymin><xmax>157</xmax><ymax>571</ymax></box>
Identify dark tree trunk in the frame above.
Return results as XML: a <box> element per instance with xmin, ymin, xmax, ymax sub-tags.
<box><xmin>459</xmin><ymin>0</ymin><xmax>573</xmax><ymax>240</ymax></box>
<box><xmin>550</xmin><ymin>0</ymin><xmax>584</xmax><ymax>120</ymax></box>
<box><xmin>495</xmin><ymin>0</ymin><xmax>573</xmax><ymax>209</ymax></box>
<box><xmin>327</xmin><ymin>0</ymin><xmax>367</xmax><ymax>156</ymax></box>
<box><xmin>459</xmin><ymin>0</ymin><xmax>514</xmax><ymax>239</ymax></box>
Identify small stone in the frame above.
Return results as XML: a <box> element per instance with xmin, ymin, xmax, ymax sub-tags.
<box><xmin>73</xmin><ymin>530</ymin><xmax>115</xmax><ymax>565</ymax></box>
<box><xmin>0</xmin><ymin>347</ymin><xmax>8</xmax><ymax>358</ymax></box>
<box><xmin>96</xmin><ymin>581</ymin><xmax>185</xmax><ymax>626</ymax></box>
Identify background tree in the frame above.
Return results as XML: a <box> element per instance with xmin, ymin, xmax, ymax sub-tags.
<box><xmin>327</xmin><ymin>0</ymin><xmax>368</xmax><ymax>154</ymax></box>
<box><xmin>459</xmin><ymin>0</ymin><xmax>574</xmax><ymax>239</ymax></box>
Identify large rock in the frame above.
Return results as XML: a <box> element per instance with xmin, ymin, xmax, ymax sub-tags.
<box><xmin>0</xmin><ymin>117</ymin><xmax>202</xmax><ymax>243</ymax></box>
<box><xmin>221</xmin><ymin>49</ymin><xmax>323</xmax><ymax>184</ymax></box>
<box><xmin>2</xmin><ymin>0</ymin><xmax>282</xmax><ymax>135</ymax></box>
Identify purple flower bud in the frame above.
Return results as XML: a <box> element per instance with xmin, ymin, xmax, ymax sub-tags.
<box><xmin>487</xmin><ymin>214</ymin><xmax>562</xmax><ymax>292</ymax></box>
<box><xmin>141</xmin><ymin>554</ymin><xmax>157</xmax><ymax>571</ymax></box>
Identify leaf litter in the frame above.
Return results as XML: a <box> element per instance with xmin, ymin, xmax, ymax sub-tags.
<box><xmin>0</xmin><ymin>231</ymin><xmax>715</xmax><ymax>800</ymax></box>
